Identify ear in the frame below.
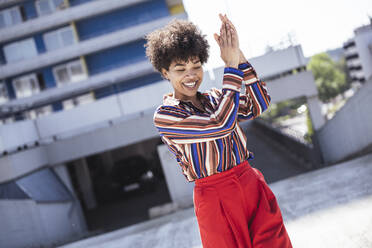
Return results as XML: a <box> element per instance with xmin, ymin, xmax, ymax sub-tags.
<box><xmin>161</xmin><ymin>68</ymin><xmax>169</xmax><ymax>80</ymax></box>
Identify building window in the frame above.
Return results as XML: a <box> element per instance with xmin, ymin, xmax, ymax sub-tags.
<box><xmin>52</xmin><ymin>59</ymin><xmax>93</xmax><ymax>110</ymax></box>
<box><xmin>43</xmin><ymin>26</ymin><xmax>76</xmax><ymax>51</ymax></box>
<box><xmin>3</xmin><ymin>38</ymin><xmax>38</xmax><ymax>63</ymax></box>
<box><xmin>62</xmin><ymin>92</ymin><xmax>94</xmax><ymax>110</ymax></box>
<box><xmin>25</xmin><ymin>105</ymin><xmax>53</xmax><ymax>120</ymax></box>
<box><xmin>0</xmin><ymin>6</ymin><xmax>23</xmax><ymax>29</ymax></box>
<box><xmin>53</xmin><ymin>59</ymin><xmax>87</xmax><ymax>86</ymax></box>
<box><xmin>0</xmin><ymin>80</ymin><xmax>9</xmax><ymax>104</ymax></box>
<box><xmin>35</xmin><ymin>0</ymin><xmax>67</xmax><ymax>16</ymax></box>
<box><xmin>12</xmin><ymin>73</ymin><xmax>41</xmax><ymax>98</ymax></box>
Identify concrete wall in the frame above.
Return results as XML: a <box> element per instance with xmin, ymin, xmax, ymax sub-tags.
<box><xmin>0</xmin><ymin>200</ymin><xmax>85</xmax><ymax>248</ymax></box>
<box><xmin>0</xmin><ymin>163</ymin><xmax>87</xmax><ymax>248</ymax></box>
<box><xmin>0</xmin><ymin>200</ymin><xmax>44</xmax><ymax>248</ymax></box>
<box><xmin>157</xmin><ymin>144</ymin><xmax>194</xmax><ymax>208</ymax></box>
<box><xmin>245</xmin><ymin>45</ymin><xmax>306</xmax><ymax>79</ymax></box>
<box><xmin>0</xmin><ymin>146</ymin><xmax>48</xmax><ymax>183</ymax></box>
<box><xmin>318</xmin><ymin>79</ymin><xmax>372</xmax><ymax>164</ymax></box>
<box><xmin>0</xmin><ymin>118</ymin><xmax>39</xmax><ymax>151</ymax></box>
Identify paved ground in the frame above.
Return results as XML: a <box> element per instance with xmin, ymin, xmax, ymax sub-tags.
<box><xmin>60</xmin><ymin>153</ymin><xmax>372</xmax><ymax>248</ymax></box>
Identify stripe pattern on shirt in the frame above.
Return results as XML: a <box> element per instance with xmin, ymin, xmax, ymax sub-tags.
<box><xmin>153</xmin><ymin>63</ymin><xmax>270</xmax><ymax>182</ymax></box>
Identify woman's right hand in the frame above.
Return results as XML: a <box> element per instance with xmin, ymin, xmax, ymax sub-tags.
<box><xmin>214</xmin><ymin>14</ymin><xmax>240</xmax><ymax>69</ymax></box>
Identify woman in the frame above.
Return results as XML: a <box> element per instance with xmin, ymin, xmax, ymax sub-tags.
<box><xmin>145</xmin><ymin>13</ymin><xmax>293</xmax><ymax>248</ymax></box>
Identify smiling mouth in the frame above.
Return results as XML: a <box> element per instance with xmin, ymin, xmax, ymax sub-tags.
<box><xmin>182</xmin><ymin>81</ymin><xmax>198</xmax><ymax>89</ymax></box>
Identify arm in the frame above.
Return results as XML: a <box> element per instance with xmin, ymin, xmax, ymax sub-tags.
<box><xmin>218</xmin><ymin>14</ymin><xmax>271</xmax><ymax>121</ymax></box>
<box><xmin>237</xmin><ymin>59</ymin><xmax>271</xmax><ymax>121</ymax></box>
<box><xmin>153</xmin><ymin>68</ymin><xmax>243</xmax><ymax>144</ymax></box>
<box><xmin>154</xmin><ymin>13</ymin><xmax>242</xmax><ymax>144</ymax></box>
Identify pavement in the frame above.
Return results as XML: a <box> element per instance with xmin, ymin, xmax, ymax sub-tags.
<box><xmin>59</xmin><ymin>153</ymin><xmax>372</xmax><ymax>248</ymax></box>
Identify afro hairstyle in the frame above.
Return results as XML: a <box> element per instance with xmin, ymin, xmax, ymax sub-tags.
<box><xmin>144</xmin><ymin>19</ymin><xmax>209</xmax><ymax>76</ymax></box>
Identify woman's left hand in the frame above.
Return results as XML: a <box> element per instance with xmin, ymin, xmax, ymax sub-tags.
<box><xmin>215</xmin><ymin>14</ymin><xmax>247</xmax><ymax>64</ymax></box>
<box><xmin>214</xmin><ymin>13</ymin><xmax>240</xmax><ymax>68</ymax></box>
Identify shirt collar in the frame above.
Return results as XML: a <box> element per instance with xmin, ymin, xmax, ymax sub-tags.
<box><xmin>163</xmin><ymin>91</ymin><xmax>204</xmax><ymax>106</ymax></box>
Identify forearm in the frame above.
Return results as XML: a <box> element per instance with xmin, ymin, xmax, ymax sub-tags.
<box><xmin>237</xmin><ymin>60</ymin><xmax>271</xmax><ymax>120</ymax></box>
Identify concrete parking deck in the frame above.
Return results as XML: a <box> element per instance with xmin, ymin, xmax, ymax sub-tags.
<box><xmin>59</xmin><ymin>153</ymin><xmax>372</xmax><ymax>248</ymax></box>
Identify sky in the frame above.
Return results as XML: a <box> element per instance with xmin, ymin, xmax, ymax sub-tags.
<box><xmin>183</xmin><ymin>0</ymin><xmax>372</xmax><ymax>69</ymax></box>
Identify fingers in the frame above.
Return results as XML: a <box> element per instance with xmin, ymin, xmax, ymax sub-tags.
<box><xmin>218</xmin><ymin>13</ymin><xmax>237</xmax><ymax>48</ymax></box>
<box><xmin>219</xmin><ymin>13</ymin><xmax>236</xmax><ymax>32</ymax></box>
<box><xmin>224</xmin><ymin>14</ymin><xmax>239</xmax><ymax>47</ymax></box>
<box><xmin>225</xmin><ymin>22</ymin><xmax>232</xmax><ymax>46</ymax></box>
<box><xmin>214</xmin><ymin>33</ymin><xmax>221</xmax><ymax>46</ymax></box>
<box><xmin>219</xmin><ymin>13</ymin><xmax>224</xmax><ymax>23</ymax></box>
<box><xmin>224</xmin><ymin>14</ymin><xmax>237</xmax><ymax>32</ymax></box>
<box><xmin>220</xmin><ymin>20</ymin><xmax>226</xmax><ymax>46</ymax></box>
<box><xmin>224</xmin><ymin>15</ymin><xmax>238</xmax><ymax>47</ymax></box>
<box><xmin>217</xmin><ymin>13</ymin><xmax>240</xmax><ymax>67</ymax></box>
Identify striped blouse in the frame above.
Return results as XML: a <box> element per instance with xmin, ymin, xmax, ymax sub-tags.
<box><xmin>153</xmin><ymin>61</ymin><xmax>271</xmax><ymax>182</ymax></box>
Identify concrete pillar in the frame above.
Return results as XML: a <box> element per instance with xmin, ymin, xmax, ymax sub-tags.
<box><xmin>307</xmin><ymin>95</ymin><xmax>326</xmax><ymax>167</ymax></box>
<box><xmin>53</xmin><ymin>163</ymin><xmax>88</xmax><ymax>234</ymax></box>
<box><xmin>74</xmin><ymin>158</ymin><xmax>97</xmax><ymax>210</ymax></box>
<box><xmin>100</xmin><ymin>150</ymin><xmax>115</xmax><ymax>174</ymax></box>
<box><xmin>306</xmin><ymin>95</ymin><xmax>325</xmax><ymax>131</ymax></box>
<box><xmin>157</xmin><ymin>144</ymin><xmax>194</xmax><ymax>209</ymax></box>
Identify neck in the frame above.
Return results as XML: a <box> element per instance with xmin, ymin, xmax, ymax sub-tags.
<box><xmin>173</xmin><ymin>92</ymin><xmax>198</xmax><ymax>102</ymax></box>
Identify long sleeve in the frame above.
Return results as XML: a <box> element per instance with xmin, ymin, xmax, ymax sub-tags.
<box><xmin>153</xmin><ymin>67</ymin><xmax>244</xmax><ymax>144</ymax></box>
<box><xmin>237</xmin><ymin>61</ymin><xmax>271</xmax><ymax>121</ymax></box>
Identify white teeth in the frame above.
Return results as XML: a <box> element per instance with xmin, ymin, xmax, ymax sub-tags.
<box><xmin>184</xmin><ymin>81</ymin><xmax>196</xmax><ymax>87</ymax></box>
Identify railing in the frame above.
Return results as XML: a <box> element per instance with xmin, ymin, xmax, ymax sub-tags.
<box><xmin>252</xmin><ymin>118</ymin><xmax>321</xmax><ymax>169</ymax></box>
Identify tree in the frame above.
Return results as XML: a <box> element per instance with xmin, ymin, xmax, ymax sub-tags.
<box><xmin>307</xmin><ymin>53</ymin><xmax>347</xmax><ymax>102</ymax></box>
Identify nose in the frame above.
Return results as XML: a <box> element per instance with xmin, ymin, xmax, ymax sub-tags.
<box><xmin>184</xmin><ymin>75</ymin><xmax>198</xmax><ymax>83</ymax></box>
<box><xmin>185</xmin><ymin>69</ymin><xmax>198</xmax><ymax>79</ymax></box>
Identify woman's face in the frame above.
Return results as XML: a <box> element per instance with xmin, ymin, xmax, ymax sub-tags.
<box><xmin>161</xmin><ymin>56</ymin><xmax>203</xmax><ymax>101</ymax></box>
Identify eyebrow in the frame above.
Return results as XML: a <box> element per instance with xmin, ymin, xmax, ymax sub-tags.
<box><xmin>174</xmin><ymin>60</ymin><xmax>201</xmax><ymax>67</ymax></box>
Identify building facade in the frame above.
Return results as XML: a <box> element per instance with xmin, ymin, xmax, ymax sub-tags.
<box><xmin>343</xmin><ymin>17</ymin><xmax>372</xmax><ymax>86</ymax></box>
<box><xmin>0</xmin><ymin>0</ymin><xmax>185</xmax><ymax>122</ymax></box>
<box><xmin>0</xmin><ymin>0</ymin><xmax>186</xmax><ymax>247</ymax></box>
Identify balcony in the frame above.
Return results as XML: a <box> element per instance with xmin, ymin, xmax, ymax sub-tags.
<box><xmin>0</xmin><ymin>13</ymin><xmax>187</xmax><ymax>79</ymax></box>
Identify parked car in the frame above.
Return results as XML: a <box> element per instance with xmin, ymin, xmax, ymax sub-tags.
<box><xmin>109</xmin><ymin>155</ymin><xmax>157</xmax><ymax>196</ymax></box>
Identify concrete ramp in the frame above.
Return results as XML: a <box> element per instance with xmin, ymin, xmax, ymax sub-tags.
<box><xmin>58</xmin><ymin>153</ymin><xmax>372</xmax><ymax>248</ymax></box>
<box><xmin>318</xmin><ymin>79</ymin><xmax>372</xmax><ymax>164</ymax></box>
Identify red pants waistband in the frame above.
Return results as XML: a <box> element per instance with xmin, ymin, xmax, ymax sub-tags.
<box><xmin>194</xmin><ymin>160</ymin><xmax>252</xmax><ymax>187</ymax></box>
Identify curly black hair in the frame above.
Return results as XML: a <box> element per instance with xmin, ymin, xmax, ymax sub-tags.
<box><xmin>144</xmin><ymin>19</ymin><xmax>209</xmax><ymax>75</ymax></box>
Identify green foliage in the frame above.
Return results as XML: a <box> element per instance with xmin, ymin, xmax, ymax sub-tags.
<box><xmin>262</xmin><ymin>97</ymin><xmax>306</xmax><ymax>121</ymax></box>
<box><xmin>307</xmin><ymin>53</ymin><xmax>347</xmax><ymax>102</ymax></box>
<box><xmin>304</xmin><ymin>108</ymin><xmax>314</xmax><ymax>143</ymax></box>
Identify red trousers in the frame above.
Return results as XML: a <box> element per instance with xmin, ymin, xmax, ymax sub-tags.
<box><xmin>193</xmin><ymin>160</ymin><xmax>293</xmax><ymax>248</ymax></box>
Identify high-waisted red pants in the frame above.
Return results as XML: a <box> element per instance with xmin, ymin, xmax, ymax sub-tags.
<box><xmin>193</xmin><ymin>160</ymin><xmax>293</xmax><ymax>248</ymax></box>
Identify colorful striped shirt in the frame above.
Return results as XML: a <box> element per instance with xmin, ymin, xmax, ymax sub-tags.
<box><xmin>153</xmin><ymin>61</ymin><xmax>271</xmax><ymax>182</ymax></box>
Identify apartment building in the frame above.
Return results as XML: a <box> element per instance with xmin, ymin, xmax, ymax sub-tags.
<box><xmin>0</xmin><ymin>0</ymin><xmax>186</xmax><ymax>122</ymax></box>
<box><xmin>343</xmin><ymin>17</ymin><xmax>372</xmax><ymax>86</ymax></box>
<box><xmin>0</xmin><ymin>0</ymin><xmax>186</xmax><ymax>247</ymax></box>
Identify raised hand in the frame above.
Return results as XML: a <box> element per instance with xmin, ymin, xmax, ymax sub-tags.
<box><xmin>214</xmin><ymin>14</ymin><xmax>240</xmax><ymax>69</ymax></box>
